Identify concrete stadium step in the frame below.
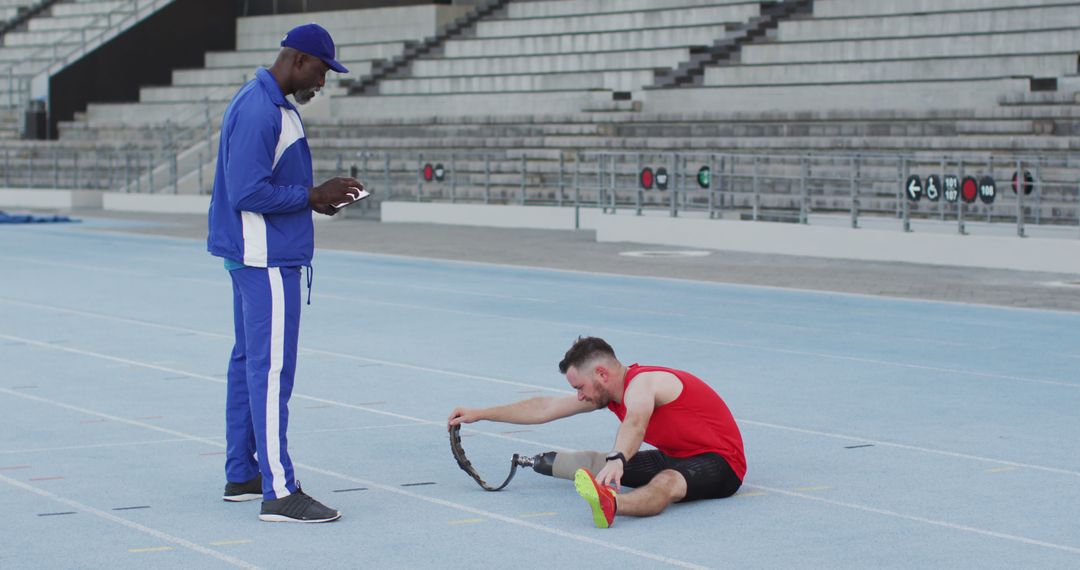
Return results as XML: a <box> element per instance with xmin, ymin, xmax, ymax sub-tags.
<box><xmin>742</xmin><ymin>29</ymin><xmax>1080</xmax><ymax>65</ymax></box>
<box><xmin>778</xmin><ymin>4</ymin><xmax>1080</xmax><ymax>42</ymax></box>
<box><xmin>507</xmin><ymin>0</ymin><xmax>753</xmax><ymax>19</ymax></box>
<box><xmin>476</xmin><ymin>3</ymin><xmax>759</xmax><ymax>38</ymax></box>
<box><xmin>305</xmin><ymin>123</ymin><xmax>607</xmax><ymax>139</ymax></box>
<box><xmin>234</xmin><ymin>4</ymin><xmax>471</xmax><ymax>50</ymax></box>
<box><xmin>51</xmin><ymin>0</ymin><xmax>132</xmax><ymax>17</ymax></box>
<box><xmin>205</xmin><ymin>42</ymin><xmax>408</xmax><ymax>69</ymax></box>
<box><xmin>56</xmin><ymin>122</ymin><xmax>212</xmax><ymax>144</ymax></box>
<box><xmin>27</xmin><ymin>14</ymin><xmax>102</xmax><ymax>32</ymax></box>
<box><xmin>411</xmin><ymin>48</ymin><xmax>691</xmax><ymax>77</ymax></box>
<box><xmin>85</xmin><ymin>100</ymin><xmax>230</xmax><ymax>125</ymax></box>
<box><xmin>171</xmin><ymin>63</ymin><xmax>374</xmax><ymax>86</ymax></box>
<box><xmin>379</xmin><ymin>69</ymin><xmax>655</xmax><ymax>95</ymax></box>
<box><xmin>3</xmin><ymin>27</ymin><xmax>108</xmax><ymax>47</ymax></box>
<box><xmin>137</xmin><ymin>85</ymin><xmax>243</xmax><ymax>104</ymax></box>
<box><xmin>442</xmin><ymin>24</ymin><xmax>737</xmax><ymax>58</ymax></box>
<box><xmin>810</xmin><ymin>0</ymin><xmax>1073</xmax><ymax>18</ymax></box>
<box><xmin>702</xmin><ymin>53</ymin><xmax>1079</xmax><ymax>86</ymax></box>
<box><xmin>0</xmin><ymin>45</ymin><xmax>41</xmax><ymax>60</ymax></box>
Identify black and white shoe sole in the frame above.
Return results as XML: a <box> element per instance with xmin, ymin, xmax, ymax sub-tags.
<box><xmin>222</xmin><ymin>493</ymin><xmax>262</xmax><ymax>502</ymax></box>
<box><xmin>258</xmin><ymin>512</ymin><xmax>341</xmax><ymax>523</ymax></box>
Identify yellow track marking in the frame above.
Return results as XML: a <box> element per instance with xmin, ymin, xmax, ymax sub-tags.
<box><xmin>448</xmin><ymin>518</ymin><xmax>485</xmax><ymax>525</ymax></box>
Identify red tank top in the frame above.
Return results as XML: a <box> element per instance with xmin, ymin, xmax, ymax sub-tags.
<box><xmin>607</xmin><ymin>364</ymin><xmax>747</xmax><ymax>480</ymax></box>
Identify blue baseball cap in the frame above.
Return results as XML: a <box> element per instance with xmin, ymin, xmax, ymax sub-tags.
<box><xmin>280</xmin><ymin>23</ymin><xmax>348</xmax><ymax>74</ymax></box>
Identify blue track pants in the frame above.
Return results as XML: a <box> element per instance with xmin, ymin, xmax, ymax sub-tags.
<box><xmin>225</xmin><ymin>266</ymin><xmax>300</xmax><ymax>500</ymax></box>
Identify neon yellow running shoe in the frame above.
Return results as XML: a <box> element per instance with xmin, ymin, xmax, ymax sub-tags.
<box><xmin>574</xmin><ymin>468</ymin><xmax>617</xmax><ymax>528</ymax></box>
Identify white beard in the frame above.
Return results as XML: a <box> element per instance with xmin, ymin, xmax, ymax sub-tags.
<box><xmin>294</xmin><ymin>88</ymin><xmax>317</xmax><ymax>105</ymax></box>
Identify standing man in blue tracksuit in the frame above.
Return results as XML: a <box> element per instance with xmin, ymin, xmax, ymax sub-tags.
<box><xmin>208</xmin><ymin>23</ymin><xmax>363</xmax><ymax>523</ymax></box>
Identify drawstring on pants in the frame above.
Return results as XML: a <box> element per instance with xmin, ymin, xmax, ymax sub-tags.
<box><xmin>305</xmin><ymin>264</ymin><xmax>313</xmax><ymax>305</ymax></box>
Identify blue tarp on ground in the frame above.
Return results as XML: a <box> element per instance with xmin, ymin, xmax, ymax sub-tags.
<box><xmin>0</xmin><ymin>211</ymin><xmax>78</xmax><ymax>224</ymax></box>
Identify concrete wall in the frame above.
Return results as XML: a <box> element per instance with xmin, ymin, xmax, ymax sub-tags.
<box><xmin>377</xmin><ymin>202</ymin><xmax>1080</xmax><ymax>274</ymax></box>
<box><xmin>382</xmin><ymin>201</ymin><xmax>602</xmax><ymax>230</ymax></box>
<box><xmin>0</xmin><ymin>189</ymin><xmax>103</xmax><ymax>209</ymax></box>
<box><xmin>103</xmin><ymin>192</ymin><xmax>210</xmax><ymax>214</ymax></box>
<box><xmin>642</xmin><ymin>78</ymin><xmax>1027</xmax><ymax>114</ymax></box>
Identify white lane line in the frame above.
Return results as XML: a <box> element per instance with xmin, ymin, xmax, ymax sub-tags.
<box><xmin>1</xmin><ymin>328</ymin><xmax>1076</xmax><ymax>474</ymax></box>
<box><xmin>0</xmin><ymin>473</ymin><xmax>261</xmax><ymax>569</ymax></box>
<box><xmin>741</xmin><ymin>420</ymin><xmax>1080</xmax><ymax>478</ymax></box>
<box><xmin>2</xmin><ymin>295</ymin><xmax>1074</xmax><ymax>390</ymax></box>
<box><xmin>746</xmin><ymin>484</ymin><xmax>1080</xmax><ymax>556</ymax></box>
<box><xmin>6</xmin><ymin>383</ymin><xmax>1080</xmax><ymax>560</ymax></box>
<box><xmin>0</xmin><ymin>424</ymin><xmax>424</xmax><ymax>455</ymax></box>
<box><xmin>0</xmin><ymin>333</ymin><xmax>572</xmax><ymax>450</ymax></box>
<box><xmin>0</xmin><ymin>299</ymin><xmax>568</xmax><ymax>394</ymax></box>
<box><xmin>0</xmin><ymin>387</ymin><xmax>705</xmax><ymax>569</ymax></box>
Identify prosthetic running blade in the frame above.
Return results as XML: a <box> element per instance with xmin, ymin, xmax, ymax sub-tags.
<box><xmin>449</xmin><ymin>423</ymin><xmax>534</xmax><ymax>491</ymax></box>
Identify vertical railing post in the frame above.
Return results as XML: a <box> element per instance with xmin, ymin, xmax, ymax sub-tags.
<box><xmin>1016</xmin><ymin>158</ymin><xmax>1025</xmax><ymax>238</ymax></box>
<box><xmin>609</xmin><ymin>154</ymin><xmax>617</xmax><ymax>214</ymax></box>
<box><xmin>752</xmin><ymin>155</ymin><xmax>760</xmax><ymax>221</ymax></box>
<box><xmin>849</xmin><ymin>154</ymin><xmax>859</xmax><ymax>228</ymax></box>
<box><xmin>901</xmin><ymin>157</ymin><xmax>911</xmax><ymax>233</ymax></box>
<box><xmin>383</xmin><ymin>153</ymin><xmax>391</xmax><ymax>200</ymax></box>
<box><xmin>484</xmin><ymin>154</ymin><xmax>491</xmax><ymax>204</ymax></box>
<box><xmin>596</xmin><ymin>154</ymin><xmax>603</xmax><ymax>211</ymax></box>
<box><xmin>957</xmin><ymin>159</ymin><xmax>966</xmax><ymax>235</ymax></box>
<box><xmin>557</xmin><ymin>152</ymin><xmax>565</xmax><ymax>207</ymax></box>
<box><xmin>636</xmin><ymin>153</ymin><xmax>644</xmax><ymax>216</ymax></box>
<box><xmin>573</xmin><ymin>152</ymin><xmax>581</xmax><ymax>206</ymax></box>
<box><xmin>450</xmin><ymin>152</ymin><xmax>457</xmax><ymax>204</ymax></box>
<box><xmin>1034</xmin><ymin>158</ymin><xmax>1043</xmax><ymax>225</ymax></box>
<box><xmin>799</xmin><ymin>156</ymin><xmax>809</xmax><ymax>224</ymax></box>
<box><xmin>519</xmin><ymin>155</ymin><xmax>526</xmax><ymax>205</ymax></box>
<box><xmin>939</xmin><ymin>156</ymin><xmax>946</xmax><ymax>221</ymax></box>
<box><xmin>416</xmin><ymin>153</ymin><xmax>423</xmax><ymax>202</ymax></box>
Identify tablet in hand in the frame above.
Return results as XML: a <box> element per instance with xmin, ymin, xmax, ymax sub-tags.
<box><xmin>333</xmin><ymin>187</ymin><xmax>370</xmax><ymax>209</ymax></box>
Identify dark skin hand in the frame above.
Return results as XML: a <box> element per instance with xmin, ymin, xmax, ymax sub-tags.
<box><xmin>309</xmin><ymin>177</ymin><xmax>367</xmax><ymax>215</ymax></box>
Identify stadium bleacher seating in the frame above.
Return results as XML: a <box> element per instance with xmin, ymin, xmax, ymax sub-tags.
<box><xmin>0</xmin><ymin>0</ymin><xmax>1076</xmax><ymax>225</ymax></box>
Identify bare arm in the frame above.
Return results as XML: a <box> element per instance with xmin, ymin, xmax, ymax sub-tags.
<box><xmin>448</xmin><ymin>394</ymin><xmax>596</xmax><ymax>429</ymax></box>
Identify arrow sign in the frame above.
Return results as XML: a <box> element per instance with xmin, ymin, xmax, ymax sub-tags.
<box><xmin>905</xmin><ymin>175</ymin><xmax>923</xmax><ymax>201</ymax></box>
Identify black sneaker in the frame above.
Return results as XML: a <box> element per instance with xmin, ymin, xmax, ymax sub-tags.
<box><xmin>223</xmin><ymin>475</ymin><xmax>262</xmax><ymax>502</ymax></box>
<box><xmin>259</xmin><ymin>487</ymin><xmax>341</xmax><ymax>523</ymax></box>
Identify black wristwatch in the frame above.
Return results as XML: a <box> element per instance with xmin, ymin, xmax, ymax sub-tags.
<box><xmin>605</xmin><ymin>451</ymin><xmax>626</xmax><ymax>468</ymax></box>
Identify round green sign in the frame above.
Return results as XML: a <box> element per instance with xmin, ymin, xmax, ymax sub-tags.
<box><xmin>697</xmin><ymin>166</ymin><xmax>711</xmax><ymax>189</ymax></box>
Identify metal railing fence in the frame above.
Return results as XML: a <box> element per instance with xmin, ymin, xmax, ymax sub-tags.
<box><xmin>3</xmin><ymin>144</ymin><xmax>1078</xmax><ymax>238</ymax></box>
<box><xmin>326</xmin><ymin>149</ymin><xmax>1080</xmax><ymax>238</ymax></box>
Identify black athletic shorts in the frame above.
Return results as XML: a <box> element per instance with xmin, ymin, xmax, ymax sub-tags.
<box><xmin>622</xmin><ymin>450</ymin><xmax>742</xmax><ymax>502</ymax></box>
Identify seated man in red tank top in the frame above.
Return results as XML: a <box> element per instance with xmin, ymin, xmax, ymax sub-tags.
<box><xmin>447</xmin><ymin>336</ymin><xmax>747</xmax><ymax>529</ymax></box>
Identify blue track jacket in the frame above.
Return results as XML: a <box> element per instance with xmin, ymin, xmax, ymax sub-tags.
<box><xmin>208</xmin><ymin>68</ymin><xmax>314</xmax><ymax>267</ymax></box>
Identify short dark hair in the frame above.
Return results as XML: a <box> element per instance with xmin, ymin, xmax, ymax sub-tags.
<box><xmin>558</xmin><ymin>336</ymin><xmax>616</xmax><ymax>374</ymax></box>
